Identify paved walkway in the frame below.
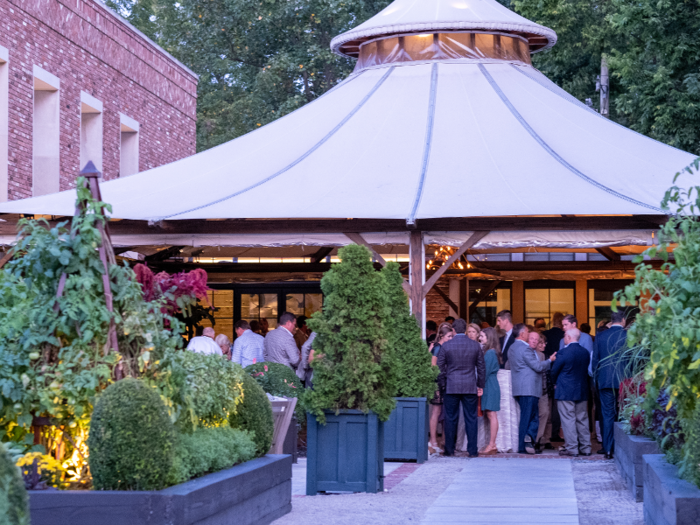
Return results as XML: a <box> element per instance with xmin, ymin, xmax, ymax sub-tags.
<box><xmin>421</xmin><ymin>458</ymin><xmax>579</xmax><ymax>524</ymax></box>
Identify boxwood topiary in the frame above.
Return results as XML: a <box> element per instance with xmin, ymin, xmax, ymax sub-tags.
<box><xmin>88</xmin><ymin>377</ymin><xmax>176</xmax><ymax>490</ymax></box>
<box><xmin>229</xmin><ymin>373</ymin><xmax>273</xmax><ymax>457</ymax></box>
<box><xmin>0</xmin><ymin>445</ymin><xmax>28</xmax><ymax>525</ymax></box>
<box><xmin>245</xmin><ymin>362</ymin><xmax>305</xmax><ymax>424</ymax></box>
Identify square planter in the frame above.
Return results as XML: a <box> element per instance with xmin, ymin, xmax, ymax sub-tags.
<box><xmin>614</xmin><ymin>422</ymin><xmax>660</xmax><ymax>502</ymax></box>
<box><xmin>283</xmin><ymin>414</ymin><xmax>298</xmax><ymax>464</ymax></box>
<box><xmin>643</xmin><ymin>454</ymin><xmax>700</xmax><ymax>525</ymax></box>
<box><xmin>384</xmin><ymin>397</ymin><xmax>428</xmax><ymax>463</ymax></box>
<box><xmin>29</xmin><ymin>455</ymin><xmax>292</xmax><ymax>525</ymax></box>
<box><xmin>306</xmin><ymin>410</ymin><xmax>384</xmax><ymax>495</ymax></box>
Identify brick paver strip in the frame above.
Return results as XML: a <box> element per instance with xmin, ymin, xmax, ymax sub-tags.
<box><xmin>384</xmin><ymin>463</ymin><xmax>422</xmax><ymax>491</ymax></box>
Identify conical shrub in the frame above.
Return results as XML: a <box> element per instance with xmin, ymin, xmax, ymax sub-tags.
<box><xmin>0</xmin><ymin>445</ymin><xmax>28</xmax><ymax>525</ymax></box>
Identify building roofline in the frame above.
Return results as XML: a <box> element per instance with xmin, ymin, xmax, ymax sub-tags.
<box><xmin>93</xmin><ymin>0</ymin><xmax>198</xmax><ymax>80</ymax></box>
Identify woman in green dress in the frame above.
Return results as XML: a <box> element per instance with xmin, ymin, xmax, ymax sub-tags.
<box><xmin>478</xmin><ymin>327</ymin><xmax>502</xmax><ymax>455</ymax></box>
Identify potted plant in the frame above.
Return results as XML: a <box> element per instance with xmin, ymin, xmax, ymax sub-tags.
<box><xmin>304</xmin><ymin>244</ymin><xmax>398</xmax><ymax>495</ymax></box>
<box><xmin>381</xmin><ymin>262</ymin><xmax>437</xmax><ymax>463</ymax></box>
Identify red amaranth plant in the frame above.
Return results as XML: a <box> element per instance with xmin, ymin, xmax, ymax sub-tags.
<box><xmin>134</xmin><ymin>264</ymin><xmax>211</xmax><ymax>316</ymax></box>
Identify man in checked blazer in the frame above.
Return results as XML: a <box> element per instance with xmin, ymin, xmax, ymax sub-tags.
<box><xmin>437</xmin><ymin>318</ymin><xmax>486</xmax><ymax>457</ymax></box>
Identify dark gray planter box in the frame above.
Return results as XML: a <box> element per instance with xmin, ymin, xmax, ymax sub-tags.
<box><xmin>306</xmin><ymin>410</ymin><xmax>384</xmax><ymax>495</ymax></box>
<box><xmin>614</xmin><ymin>422</ymin><xmax>660</xmax><ymax>502</ymax></box>
<box><xmin>643</xmin><ymin>454</ymin><xmax>700</xmax><ymax>525</ymax></box>
<box><xmin>384</xmin><ymin>397</ymin><xmax>428</xmax><ymax>463</ymax></box>
<box><xmin>29</xmin><ymin>454</ymin><xmax>292</xmax><ymax>525</ymax></box>
<box><xmin>283</xmin><ymin>414</ymin><xmax>298</xmax><ymax>463</ymax></box>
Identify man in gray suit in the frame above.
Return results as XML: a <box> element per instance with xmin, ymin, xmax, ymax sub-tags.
<box><xmin>263</xmin><ymin>312</ymin><xmax>301</xmax><ymax>369</ymax></box>
<box><xmin>509</xmin><ymin>324</ymin><xmax>556</xmax><ymax>454</ymax></box>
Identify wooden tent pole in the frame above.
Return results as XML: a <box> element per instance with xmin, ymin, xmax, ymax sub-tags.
<box><xmin>409</xmin><ymin>231</ymin><xmax>424</xmax><ymax>324</ymax></box>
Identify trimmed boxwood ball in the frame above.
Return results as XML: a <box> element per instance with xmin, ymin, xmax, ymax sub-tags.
<box><xmin>0</xmin><ymin>445</ymin><xmax>29</xmax><ymax>525</ymax></box>
<box><xmin>88</xmin><ymin>377</ymin><xmax>176</xmax><ymax>490</ymax></box>
<box><xmin>229</xmin><ymin>373</ymin><xmax>274</xmax><ymax>457</ymax></box>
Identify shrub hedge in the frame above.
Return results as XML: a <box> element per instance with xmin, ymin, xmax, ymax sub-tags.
<box><xmin>229</xmin><ymin>373</ymin><xmax>274</xmax><ymax>457</ymax></box>
<box><xmin>88</xmin><ymin>378</ymin><xmax>176</xmax><ymax>491</ymax></box>
<box><xmin>0</xmin><ymin>445</ymin><xmax>28</xmax><ymax>525</ymax></box>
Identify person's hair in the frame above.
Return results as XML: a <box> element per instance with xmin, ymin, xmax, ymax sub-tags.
<box><xmin>195</xmin><ymin>325</ymin><xmax>204</xmax><ymax>337</ymax></box>
<box><xmin>202</xmin><ymin>326</ymin><xmax>216</xmax><ymax>338</ymax></box>
<box><xmin>437</xmin><ymin>322</ymin><xmax>455</xmax><ymax>344</ymax></box>
<box><xmin>215</xmin><ymin>334</ymin><xmax>230</xmax><ymax>348</ymax></box>
<box><xmin>534</xmin><ymin>318</ymin><xmax>547</xmax><ymax>329</ymax></box>
<box><xmin>279</xmin><ymin>311</ymin><xmax>296</xmax><ymax>325</ymax></box>
<box><xmin>445</xmin><ymin>316</ymin><xmax>455</xmax><ymax>323</ymax></box>
<box><xmin>538</xmin><ymin>332</ymin><xmax>547</xmax><ymax>346</ymax></box>
<box><xmin>250</xmin><ymin>320</ymin><xmax>262</xmax><ymax>332</ymax></box>
<box><xmin>452</xmin><ymin>318</ymin><xmax>467</xmax><ymax>334</ymax></box>
<box><xmin>467</xmin><ymin>323</ymin><xmax>482</xmax><ymax>337</ymax></box>
<box><xmin>296</xmin><ymin>315</ymin><xmax>307</xmax><ymax>328</ymax></box>
<box><xmin>565</xmin><ymin>328</ymin><xmax>581</xmax><ymax>342</ymax></box>
<box><xmin>563</xmin><ymin>314</ymin><xmax>578</xmax><ymax>326</ymax></box>
<box><xmin>480</xmin><ymin>322</ymin><xmax>490</xmax><ymax>329</ymax></box>
<box><xmin>551</xmin><ymin>312</ymin><xmax>564</xmax><ymax>328</ymax></box>
<box><xmin>526</xmin><ymin>324</ymin><xmax>536</xmax><ymax>332</ymax></box>
<box><xmin>234</xmin><ymin>320</ymin><xmax>251</xmax><ymax>331</ymax></box>
<box><xmin>496</xmin><ymin>310</ymin><xmax>512</xmax><ymax>323</ymax></box>
<box><xmin>580</xmin><ymin>323</ymin><xmax>591</xmax><ymax>334</ymax></box>
<box><xmin>512</xmin><ymin>323</ymin><xmax>528</xmax><ymax>339</ymax></box>
<box><xmin>426</xmin><ymin>320</ymin><xmax>437</xmax><ymax>332</ymax></box>
<box><xmin>611</xmin><ymin>310</ymin><xmax>626</xmax><ymax>324</ymax></box>
<box><xmin>481</xmin><ymin>327</ymin><xmax>502</xmax><ymax>364</ymax></box>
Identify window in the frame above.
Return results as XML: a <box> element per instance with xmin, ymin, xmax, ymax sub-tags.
<box><xmin>588</xmin><ymin>281</ymin><xmax>637</xmax><ymax>335</ymax></box>
<box><xmin>525</xmin><ymin>286</ymin><xmax>574</xmax><ymax>327</ymax></box>
<box><xmin>80</xmin><ymin>92</ymin><xmax>103</xmax><ymax>172</ymax></box>
<box><xmin>241</xmin><ymin>293</ymin><xmax>279</xmax><ymax>329</ymax></box>
<box><xmin>33</xmin><ymin>66</ymin><xmax>60</xmax><ymax>196</ymax></box>
<box><xmin>0</xmin><ymin>47</ymin><xmax>8</xmax><ymax>202</ymax></box>
<box><xmin>285</xmin><ymin>293</ymin><xmax>323</xmax><ymax>317</ymax></box>
<box><xmin>470</xmin><ymin>284</ymin><xmax>511</xmax><ymax>326</ymax></box>
<box><xmin>119</xmin><ymin>113</ymin><xmax>139</xmax><ymax>177</ymax></box>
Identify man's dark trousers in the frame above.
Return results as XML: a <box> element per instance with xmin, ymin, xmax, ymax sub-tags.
<box><xmin>516</xmin><ymin>396</ymin><xmax>539</xmax><ymax>453</ymax></box>
<box><xmin>444</xmin><ymin>394</ymin><xmax>478</xmax><ymax>456</ymax></box>
<box><xmin>599</xmin><ymin>387</ymin><xmax>619</xmax><ymax>454</ymax></box>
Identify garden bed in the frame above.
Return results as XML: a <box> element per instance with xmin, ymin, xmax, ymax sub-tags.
<box><xmin>29</xmin><ymin>454</ymin><xmax>292</xmax><ymax>525</ymax></box>
<box><xmin>643</xmin><ymin>454</ymin><xmax>700</xmax><ymax>525</ymax></box>
<box><xmin>614</xmin><ymin>422</ymin><xmax>660</xmax><ymax>502</ymax></box>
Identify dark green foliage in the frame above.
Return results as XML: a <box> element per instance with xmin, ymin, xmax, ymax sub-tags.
<box><xmin>644</xmin><ymin>390</ymin><xmax>685</xmax><ymax>464</ymax></box>
<box><xmin>88</xmin><ymin>378</ymin><xmax>176</xmax><ymax>491</ymax></box>
<box><xmin>680</xmin><ymin>402</ymin><xmax>700</xmax><ymax>488</ymax></box>
<box><xmin>381</xmin><ymin>263</ymin><xmax>437</xmax><ymax>398</ymax></box>
<box><xmin>229</xmin><ymin>374</ymin><xmax>274</xmax><ymax>457</ymax></box>
<box><xmin>305</xmin><ymin>244</ymin><xmax>398</xmax><ymax>422</ymax></box>
<box><xmin>169</xmin><ymin>427</ymin><xmax>256</xmax><ymax>485</ymax></box>
<box><xmin>0</xmin><ymin>446</ymin><xmax>28</xmax><ymax>525</ymax></box>
<box><xmin>245</xmin><ymin>362</ymin><xmax>305</xmax><ymax>424</ymax></box>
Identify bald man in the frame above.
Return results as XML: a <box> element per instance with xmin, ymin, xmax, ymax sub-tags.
<box><xmin>186</xmin><ymin>326</ymin><xmax>223</xmax><ymax>355</ymax></box>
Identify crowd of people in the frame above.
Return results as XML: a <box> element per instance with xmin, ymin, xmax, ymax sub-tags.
<box><xmin>427</xmin><ymin>310</ymin><xmax>628</xmax><ymax>459</ymax></box>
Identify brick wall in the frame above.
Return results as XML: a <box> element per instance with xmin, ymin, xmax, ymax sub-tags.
<box><xmin>426</xmin><ymin>277</ymin><xmax>451</xmax><ymax>325</ymax></box>
<box><xmin>0</xmin><ymin>0</ymin><xmax>197</xmax><ymax>199</ymax></box>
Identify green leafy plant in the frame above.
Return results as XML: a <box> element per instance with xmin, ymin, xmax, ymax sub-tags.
<box><xmin>245</xmin><ymin>362</ymin><xmax>305</xmax><ymax>424</ymax></box>
<box><xmin>0</xmin><ymin>444</ymin><xmax>28</xmax><ymax>525</ymax></box>
<box><xmin>681</xmin><ymin>402</ymin><xmax>700</xmax><ymax>488</ymax></box>
<box><xmin>381</xmin><ymin>262</ymin><xmax>437</xmax><ymax>399</ymax></box>
<box><xmin>88</xmin><ymin>378</ymin><xmax>176</xmax><ymax>491</ymax></box>
<box><xmin>169</xmin><ymin>426</ymin><xmax>256</xmax><ymax>485</ymax></box>
<box><xmin>305</xmin><ymin>244</ymin><xmax>398</xmax><ymax>422</ymax></box>
<box><xmin>229</xmin><ymin>373</ymin><xmax>273</xmax><ymax>457</ymax></box>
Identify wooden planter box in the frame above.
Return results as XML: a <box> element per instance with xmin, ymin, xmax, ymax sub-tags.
<box><xmin>306</xmin><ymin>410</ymin><xmax>384</xmax><ymax>495</ymax></box>
<box><xmin>29</xmin><ymin>455</ymin><xmax>292</xmax><ymax>525</ymax></box>
<box><xmin>283</xmin><ymin>414</ymin><xmax>298</xmax><ymax>464</ymax></box>
<box><xmin>643</xmin><ymin>454</ymin><xmax>700</xmax><ymax>525</ymax></box>
<box><xmin>384</xmin><ymin>397</ymin><xmax>428</xmax><ymax>463</ymax></box>
<box><xmin>614</xmin><ymin>422</ymin><xmax>661</xmax><ymax>502</ymax></box>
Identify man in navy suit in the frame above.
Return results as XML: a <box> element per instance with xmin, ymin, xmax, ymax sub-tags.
<box><xmin>496</xmin><ymin>310</ymin><xmax>515</xmax><ymax>369</ymax></box>
<box><xmin>437</xmin><ymin>318</ymin><xmax>485</xmax><ymax>457</ymax></box>
<box><xmin>551</xmin><ymin>328</ymin><xmax>591</xmax><ymax>457</ymax></box>
<box><xmin>592</xmin><ymin>310</ymin><xmax>628</xmax><ymax>459</ymax></box>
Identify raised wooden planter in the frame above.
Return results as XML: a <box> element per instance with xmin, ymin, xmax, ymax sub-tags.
<box><xmin>384</xmin><ymin>397</ymin><xmax>428</xmax><ymax>463</ymax></box>
<box><xmin>29</xmin><ymin>455</ymin><xmax>292</xmax><ymax>525</ymax></box>
<box><xmin>306</xmin><ymin>410</ymin><xmax>384</xmax><ymax>495</ymax></box>
<box><xmin>643</xmin><ymin>454</ymin><xmax>700</xmax><ymax>525</ymax></box>
<box><xmin>614</xmin><ymin>422</ymin><xmax>660</xmax><ymax>502</ymax></box>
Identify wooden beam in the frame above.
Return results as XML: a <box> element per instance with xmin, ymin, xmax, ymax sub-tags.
<box><xmin>409</xmin><ymin>231</ymin><xmax>424</xmax><ymax>323</ymax></box>
<box><xmin>0</xmin><ymin>250</ymin><xmax>13</xmax><ymax>269</ymax></box>
<box><xmin>145</xmin><ymin>245</ymin><xmax>185</xmax><ymax>262</ymax></box>
<box><xmin>422</xmin><ymin>231</ymin><xmax>490</xmax><ymax>296</ymax></box>
<box><xmin>310</xmin><ymin>246</ymin><xmax>333</xmax><ymax>263</ymax></box>
<box><xmin>345</xmin><ymin>233</ymin><xmax>411</xmax><ymax>295</ymax></box>
<box><xmin>468</xmin><ymin>280</ymin><xmax>500</xmax><ymax>319</ymax></box>
<box><xmin>595</xmin><ymin>247</ymin><xmax>621</xmax><ymax>261</ymax></box>
<box><xmin>433</xmin><ymin>285</ymin><xmax>460</xmax><ymax>314</ymax></box>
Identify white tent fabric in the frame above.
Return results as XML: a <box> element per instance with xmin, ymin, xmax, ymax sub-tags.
<box><xmin>0</xmin><ymin>0</ymin><xmax>695</xmax><ymax>224</ymax></box>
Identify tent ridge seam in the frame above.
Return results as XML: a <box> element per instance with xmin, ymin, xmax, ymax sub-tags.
<box><xmin>407</xmin><ymin>62</ymin><xmax>439</xmax><ymax>225</ymax></box>
<box><xmin>478</xmin><ymin>64</ymin><xmax>663</xmax><ymax>214</ymax></box>
<box><xmin>156</xmin><ymin>67</ymin><xmax>394</xmax><ymax>221</ymax></box>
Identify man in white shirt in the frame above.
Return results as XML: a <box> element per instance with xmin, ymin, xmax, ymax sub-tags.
<box><xmin>231</xmin><ymin>320</ymin><xmax>265</xmax><ymax>368</ymax></box>
<box><xmin>186</xmin><ymin>326</ymin><xmax>223</xmax><ymax>355</ymax></box>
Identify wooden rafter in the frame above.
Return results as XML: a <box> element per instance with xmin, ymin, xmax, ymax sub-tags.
<box><xmin>310</xmin><ymin>246</ymin><xmax>333</xmax><ymax>263</ymax></box>
<box><xmin>145</xmin><ymin>245</ymin><xmax>185</xmax><ymax>262</ymax></box>
<box><xmin>422</xmin><ymin>231</ymin><xmax>490</xmax><ymax>296</ymax></box>
<box><xmin>432</xmin><ymin>285</ymin><xmax>459</xmax><ymax>314</ymax></box>
<box><xmin>595</xmin><ymin>247</ymin><xmax>621</xmax><ymax>261</ymax></box>
<box><xmin>468</xmin><ymin>280</ymin><xmax>501</xmax><ymax>319</ymax></box>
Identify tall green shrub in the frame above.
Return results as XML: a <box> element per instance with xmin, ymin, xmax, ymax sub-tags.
<box><xmin>381</xmin><ymin>262</ymin><xmax>438</xmax><ymax>398</ymax></box>
<box><xmin>305</xmin><ymin>244</ymin><xmax>398</xmax><ymax>422</ymax></box>
<box><xmin>0</xmin><ymin>445</ymin><xmax>28</xmax><ymax>525</ymax></box>
<box><xmin>229</xmin><ymin>373</ymin><xmax>274</xmax><ymax>457</ymax></box>
<box><xmin>88</xmin><ymin>378</ymin><xmax>176</xmax><ymax>490</ymax></box>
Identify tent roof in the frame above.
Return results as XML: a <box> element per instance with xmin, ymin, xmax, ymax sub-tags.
<box><xmin>0</xmin><ymin>0</ymin><xmax>695</xmax><ymax>224</ymax></box>
<box><xmin>331</xmin><ymin>0</ymin><xmax>558</xmax><ymax>57</ymax></box>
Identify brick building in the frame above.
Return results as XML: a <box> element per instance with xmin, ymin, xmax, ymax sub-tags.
<box><xmin>0</xmin><ymin>0</ymin><xmax>197</xmax><ymax>201</ymax></box>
